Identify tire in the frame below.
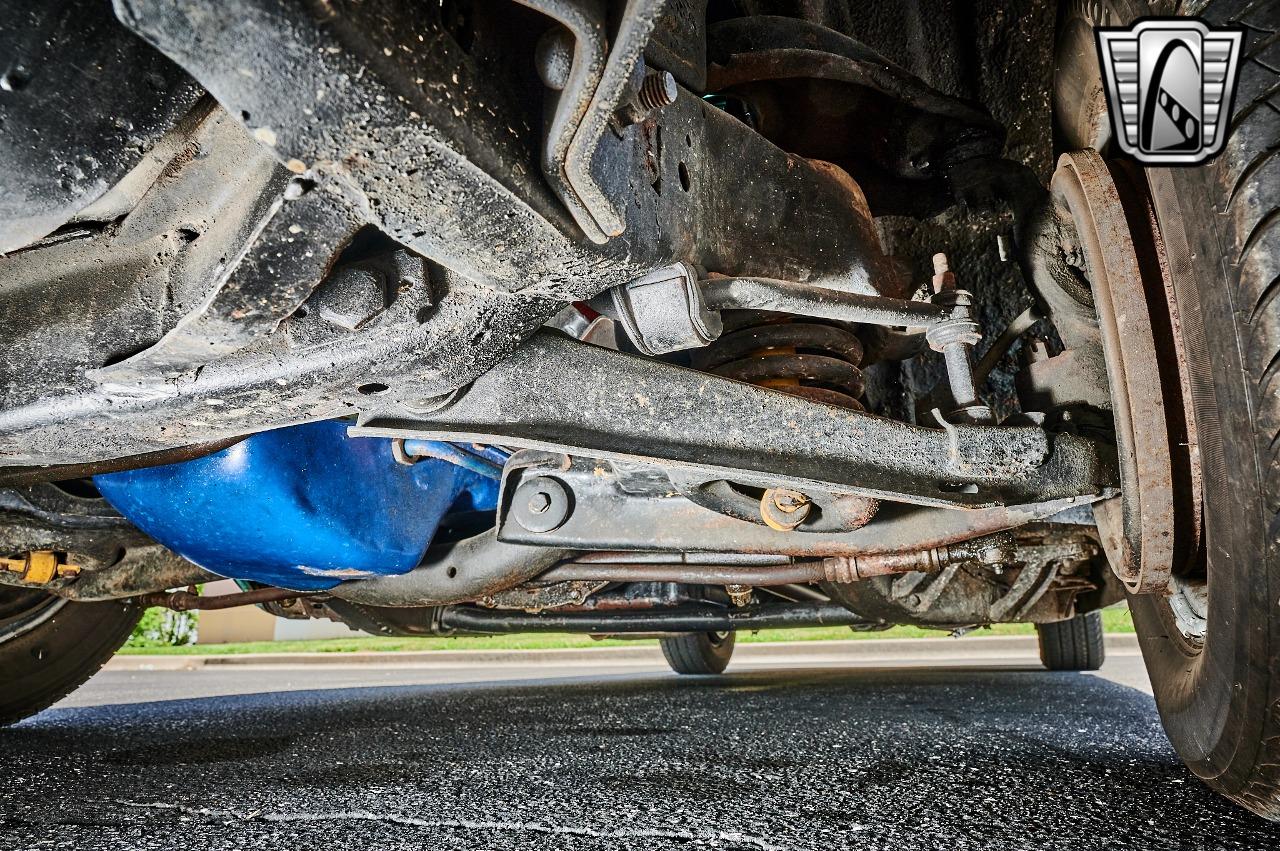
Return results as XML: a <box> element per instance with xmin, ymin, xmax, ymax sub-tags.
<box><xmin>659</xmin><ymin>631</ymin><xmax>735</xmax><ymax>675</ymax></box>
<box><xmin>1057</xmin><ymin>0</ymin><xmax>1280</xmax><ymax>818</ymax></box>
<box><xmin>0</xmin><ymin>587</ymin><xmax>141</xmax><ymax>725</ymax></box>
<box><xmin>1037</xmin><ymin>611</ymin><xmax>1105</xmax><ymax>671</ymax></box>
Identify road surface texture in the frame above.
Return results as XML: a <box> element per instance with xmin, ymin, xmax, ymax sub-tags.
<box><xmin>2</xmin><ymin>638</ymin><xmax>1278</xmax><ymax>849</ymax></box>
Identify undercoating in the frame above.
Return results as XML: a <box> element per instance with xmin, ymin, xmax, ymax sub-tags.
<box><xmin>1</xmin><ymin>0</ymin><xmax>942</xmax><ymax>467</ymax></box>
<box><xmin>0</xmin><ymin>1</ymin><xmax>1123</xmax><ymax>626</ymax></box>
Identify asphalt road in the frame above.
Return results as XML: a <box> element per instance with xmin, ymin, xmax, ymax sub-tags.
<box><xmin>2</xmin><ymin>643</ymin><xmax>1278</xmax><ymax>849</ymax></box>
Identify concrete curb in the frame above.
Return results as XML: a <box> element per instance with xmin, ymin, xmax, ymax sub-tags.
<box><xmin>107</xmin><ymin>633</ymin><xmax>1141</xmax><ymax>671</ymax></box>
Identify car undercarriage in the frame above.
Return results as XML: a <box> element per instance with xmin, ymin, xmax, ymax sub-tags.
<box><xmin>2</xmin><ymin>0</ymin><xmax>1279</xmax><ymax>822</ymax></box>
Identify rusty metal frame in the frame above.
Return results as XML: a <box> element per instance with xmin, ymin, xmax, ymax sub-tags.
<box><xmin>484</xmin><ymin>451</ymin><xmax>1104</xmax><ymax>555</ymax></box>
<box><xmin>512</xmin><ymin>0</ymin><xmax>611</xmax><ymax>243</ymax></box>
<box><xmin>352</xmin><ymin>331</ymin><xmax>1116</xmax><ymax>510</ymax></box>
<box><xmin>0</xmin><ymin>0</ymin><xmax>927</xmax><ymax>470</ymax></box>
<box><xmin>132</xmin><ymin>585</ymin><xmax>317</xmax><ymax>611</ymax></box>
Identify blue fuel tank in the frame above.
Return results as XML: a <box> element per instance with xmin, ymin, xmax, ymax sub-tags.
<box><xmin>94</xmin><ymin>420</ymin><xmax>498</xmax><ymax>591</ymax></box>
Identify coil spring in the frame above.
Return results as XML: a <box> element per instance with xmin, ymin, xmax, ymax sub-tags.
<box><xmin>690</xmin><ymin>311</ymin><xmax>866</xmax><ymax>410</ymax></box>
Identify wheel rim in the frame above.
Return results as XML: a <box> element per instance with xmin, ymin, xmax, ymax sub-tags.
<box><xmin>1165</xmin><ymin>579</ymin><xmax>1208</xmax><ymax>644</ymax></box>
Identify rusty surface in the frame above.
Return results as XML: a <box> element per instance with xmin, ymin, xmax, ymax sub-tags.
<box><xmin>644</xmin><ymin>0</ymin><xmax>707</xmax><ymax>90</ymax></box>
<box><xmin>355</xmin><ymin>333</ymin><xmax>1114</xmax><ymax>512</ymax></box>
<box><xmin>704</xmin><ymin>15</ymin><xmax>1005</xmax><ymax>219</ymax></box>
<box><xmin>1125</xmin><ymin>164</ymin><xmax>1204</xmax><ymax>580</ymax></box>
<box><xmin>0</xmin><ymin>436</ymin><xmax>245</xmax><ymax>488</ymax></box>
<box><xmin>0</xmin><ymin>544</ymin><xmax>217</xmax><ymax>601</ymax></box>
<box><xmin>490</xmin><ymin>452</ymin><xmax>1104</xmax><ymax>557</ymax></box>
<box><xmin>534</xmin><ymin>580</ymin><xmax>698</xmax><ymax>613</ymax></box>
<box><xmin>825</xmin><ymin>549</ymin><xmax>940</xmax><ymax>582</ymax></box>
<box><xmin>1051</xmin><ymin>150</ymin><xmax>1176</xmax><ymax>595</ymax></box>
<box><xmin>689</xmin><ymin>313</ymin><xmax>872</xmax><ymax>488</ymax></box>
<box><xmin>759</xmin><ymin>489</ymin><xmax>812</xmax><ymax>532</ymax></box>
<box><xmin>478</xmin><ymin>579</ymin><xmax>607</xmax><ymax>611</ymax></box>
<box><xmin>823</xmin><ymin>525</ymin><xmax>1103</xmax><ymax>627</ymax></box>
<box><xmin>538</xmin><ymin>561</ymin><xmax>826</xmax><ymax>586</ymax></box>
<box><xmin>825</xmin><ymin>533</ymin><xmax>1013</xmax><ymax>581</ymax></box>
<box><xmin>689</xmin><ymin>310</ymin><xmax>873</xmax><ymax>412</ymax></box>
<box><xmin>533</xmin><ymin>538</ymin><xmax>1008</xmax><ymax>586</ymax></box>
<box><xmin>132</xmin><ymin>585</ymin><xmax>316</xmax><ymax>612</ymax></box>
<box><xmin>4</xmin><ymin>0</ymin><xmax>919</xmax><ymax>468</ymax></box>
<box><xmin>0</xmin><ymin>482</ymin><xmax>156</xmax><ymax>570</ymax></box>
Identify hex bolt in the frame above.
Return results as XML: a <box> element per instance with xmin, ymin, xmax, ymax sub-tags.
<box><xmin>637</xmin><ymin>70</ymin><xmax>678</xmax><ymax>111</ymax></box>
<box><xmin>511</xmin><ymin>477</ymin><xmax>573</xmax><ymax>533</ymax></box>
<box><xmin>926</xmin><ymin>253</ymin><xmax>993</xmax><ymax>425</ymax></box>
<box><xmin>527</xmin><ymin>491</ymin><xmax>552</xmax><ymax>515</ymax></box>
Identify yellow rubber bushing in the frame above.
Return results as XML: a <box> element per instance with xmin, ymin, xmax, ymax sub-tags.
<box><xmin>23</xmin><ymin>551</ymin><xmax>58</xmax><ymax>584</ymax></box>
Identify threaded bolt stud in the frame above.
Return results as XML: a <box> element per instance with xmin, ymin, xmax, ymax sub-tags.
<box><xmin>638</xmin><ymin>71</ymin><xmax>678</xmax><ymax>111</ymax></box>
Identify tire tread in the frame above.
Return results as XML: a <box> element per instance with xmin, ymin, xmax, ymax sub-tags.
<box><xmin>1037</xmin><ymin>612</ymin><xmax>1105</xmax><ymax>671</ymax></box>
<box><xmin>0</xmin><ymin>599</ymin><xmax>141</xmax><ymax>726</ymax></box>
<box><xmin>659</xmin><ymin>632</ymin><xmax>734</xmax><ymax>675</ymax></box>
<box><xmin>1205</xmin><ymin>0</ymin><xmax>1280</xmax><ymax>817</ymax></box>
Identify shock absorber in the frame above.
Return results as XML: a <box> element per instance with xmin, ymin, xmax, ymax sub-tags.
<box><xmin>688</xmin><ymin>310</ymin><xmax>867</xmax><ymax>410</ymax></box>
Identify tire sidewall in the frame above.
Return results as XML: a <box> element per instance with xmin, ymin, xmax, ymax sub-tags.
<box><xmin>1056</xmin><ymin>0</ymin><xmax>1279</xmax><ymax>796</ymax></box>
<box><xmin>0</xmin><ymin>596</ymin><xmax>141</xmax><ymax>724</ymax></box>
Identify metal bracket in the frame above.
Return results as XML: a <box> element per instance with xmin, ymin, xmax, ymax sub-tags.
<box><xmin>520</xmin><ymin>0</ymin><xmax>611</xmax><ymax>243</ymax></box>
<box><xmin>520</xmin><ymin>0</ymin><xmax>669</xmax><ymax>242</ymax></box>
<box><xmin>486</xmin><ymin>452</ymin><xmax>1105</xmax><ymax>556</ymax></box>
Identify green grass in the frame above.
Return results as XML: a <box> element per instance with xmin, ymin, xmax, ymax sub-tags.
<box><xmin>119</xmin><ymin>604</ymin><xmax>1135</xmax><ymax>655</ymax></box>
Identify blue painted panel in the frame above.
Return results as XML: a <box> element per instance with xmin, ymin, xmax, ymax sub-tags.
<box><xmin>95</xmin><ymin>420</ymin><xmax>493</xmax><ymax>591</ymax></box>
